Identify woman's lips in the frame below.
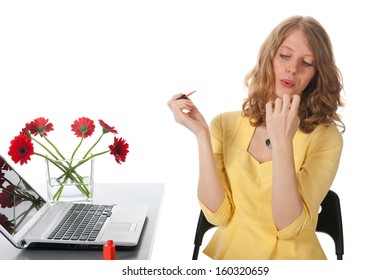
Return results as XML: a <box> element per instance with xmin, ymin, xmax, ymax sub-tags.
<box><xmin>280</xmin><ymin>79</ymin><xmax>295</xmax><ymax>88</ymax></box>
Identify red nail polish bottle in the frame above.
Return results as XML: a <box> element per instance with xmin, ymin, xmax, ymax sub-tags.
<box><xmin>103</xmin><ymin>240</ymin><xmax>116</xmax><ymax>260</ymax></box>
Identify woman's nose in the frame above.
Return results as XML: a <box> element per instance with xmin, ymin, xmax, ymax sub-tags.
<box><xmin>286</xmin><ymin>61</ymin><xmax>297</xmax><ymax>74</ymax></box>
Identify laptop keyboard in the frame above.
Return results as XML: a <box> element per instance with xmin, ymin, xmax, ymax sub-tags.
<box><xmin>47</xmin><ymin>204</ymin><xmax>113</xmax><ymax>241</ymax></box>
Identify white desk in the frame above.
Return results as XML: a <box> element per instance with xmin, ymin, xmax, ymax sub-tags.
<box><xmin>0</xmin><ymin>183</ymin><xmax>164</xmax><ymax>260</ymax></box>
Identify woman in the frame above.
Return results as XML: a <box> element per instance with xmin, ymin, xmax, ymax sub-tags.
<box><xmin>167</xmin><ymin>15</ymin><xmax>345</xmax><ymax>259</ymax></box>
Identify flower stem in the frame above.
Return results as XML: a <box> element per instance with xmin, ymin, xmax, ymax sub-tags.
<box><xmin>13</xmin><ymin>203</ymin><xmax>36</xmax><ymax>231</ymax></box>
<box><xmin>0</xmin><ymin>184</ymin><xmax>36</xmax><ymax>202</ymax></box>
<box><xmin>71</xmin><ymin>150</ymin><xmax>109</xmax><ymax>170</ymax></box>
<box><xmin>35</xmin><ymin>153</ymin><xmax>91</xmax><ymax>200</ymax></box>
<box><xmin>71</xmin><ymin>135</ymin><xmax>84</xmax><ymax>161</ymax></box>
<box><xmin>44</xmin><ymin>135</ymin><xmax>66</xmax><ymax>160</ymax></box>
<box><xmin>32</xmin><ymin>138</ymin><xmax>59</xmax><ymax>160</ymax></box>
<box><xmin>83</xmin><ymin>132</ymin><xmax>104</xmax><ymax>159</ymax></box>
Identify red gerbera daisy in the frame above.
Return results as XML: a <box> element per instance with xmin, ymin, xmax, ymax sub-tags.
<box><xmin>26</xmin><ymin>117</ymin><xmax>54</xmax><ymax>137</ymax></box>
<box><xmin>21</xmin><ymin>126</ymin><xmax>32</xmax><ymax>138</ymax></box>
<box><xmin>0</xmin><ymin>172</ymin><xmax>5</xmax><ymax>187</ymax></box>
<box><xmin>8</xmin><ymin>134</ymin><xmax>35</xmax><ymax>165</ymax></box>
<box><xmin>99</xmin><ymin>119</ymin><xmax>118</xmax><ymax>134</ymax></box>
<box><xmin>109</xmin><ymin>137</ymin><xmax>129</xmax><ymax>164</ymax></box>
<box><xmin>71</xmin><ymin>117</ymin><xmax>95</xmax><ymax>138</ymax></box>
<box><xmin>0</xmin><ymin>185</ymin><xmax>22</xmax><ymax>208</ymax></box>
<box><xmin>0</xmin><ymin>213</ymin><xmax>13</xmax><ymax>233</ymax></box>
<box><xmin>0</xmin><ymin>157</ymin><xmax>10</xmax><ymax>171</ymax></box>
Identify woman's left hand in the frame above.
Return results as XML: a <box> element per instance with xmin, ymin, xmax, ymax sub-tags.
<box><xmin>266</xmin><ymin>94</ymin><xmax>301</xmax><ymax>149</ymax></box>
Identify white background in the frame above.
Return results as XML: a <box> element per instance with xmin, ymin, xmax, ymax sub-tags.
<box><xmin>1</xmin><ymin>0</ymin><xmax>389</xmax><ymax>278</ymax></box>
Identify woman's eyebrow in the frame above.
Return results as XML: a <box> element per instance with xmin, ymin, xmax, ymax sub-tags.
<box><xmin>279</xmin><ymin>45</ymin><xmax>314</xmax><ymax>58</ymax></box>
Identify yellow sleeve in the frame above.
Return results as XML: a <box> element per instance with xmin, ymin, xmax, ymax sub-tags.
<box><xmin>276</xmin><ymin>125</ymin><xmax>343</xmax><ymax>239</ymax></box>
<box><xmin>199</xmin><ymin>113</ymin><xmax>235</xmax><ymax>226</ymax></box>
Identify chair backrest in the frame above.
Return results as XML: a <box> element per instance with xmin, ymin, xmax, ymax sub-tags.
<box><xmin>316</xmin><ymin>190</ymin><xmax>344</xmax><ymax>260</ymax></box>
<box><xmin>192</xmin><ymin>210</ymin><xmax>216</xmax><ymax>260</ymax></box>
<box><xmin>192</xmin><ymin>190</ymin><xmax>344</xmax><ymax>260</ymax></box>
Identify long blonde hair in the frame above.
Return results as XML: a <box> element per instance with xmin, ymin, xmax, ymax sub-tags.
<box><xmin>242</xmin><ymin>15</ymin><xmax>345</xmax><ymax>133</ymax></box>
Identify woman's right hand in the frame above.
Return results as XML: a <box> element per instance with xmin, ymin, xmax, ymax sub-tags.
<box><xmin>167</xmin><ymin>93</ymin><xmax>209</xmax><ymax>137</ymax></box>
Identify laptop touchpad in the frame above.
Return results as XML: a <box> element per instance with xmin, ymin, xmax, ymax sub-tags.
<box><xmin>107</xmin><ymin>222</ymin><xmax>137</xmax><ymax>232</ymax></box>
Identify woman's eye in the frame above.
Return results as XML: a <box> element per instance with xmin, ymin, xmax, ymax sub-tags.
<box><xmin>280</xmin><ymin>54</ymin><xmax>290</xmax><ymax>59</ymax></box>
<box><xmin>303</xmin><ymin>60</ymin><xmax>313</xmax><ymax>67</ymax></box>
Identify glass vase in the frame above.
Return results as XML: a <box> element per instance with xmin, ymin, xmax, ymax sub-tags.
<box><xmin>45</xmin><ymin>154</ymin><xmax>94</xmax><ymax>203</ymax></box>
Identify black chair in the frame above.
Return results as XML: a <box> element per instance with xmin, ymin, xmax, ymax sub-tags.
<box><xmin>192</xmin><ymin>208</ymin><xmax>216</xmax><ymax>260</ymax></box>
<box><xmin>192</xmin><ymin>189</ymin><xmax>344</xmax><ymax>260</ymax></box>
<box><xmin>316</xmin><ymin>190</ymin><xmax>344</xmax><ymax>260</ymax></box>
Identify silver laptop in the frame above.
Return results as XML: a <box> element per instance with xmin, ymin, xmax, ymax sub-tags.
<box><xmin>0</xmin><ymin>155</ymin><xmax>148</xmax><ymax>250</ymax></box>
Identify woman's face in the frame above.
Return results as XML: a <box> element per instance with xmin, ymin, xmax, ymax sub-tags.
<box><xmin>272</xmin><ymin>29</ymin><xmax>316</xmax><ymax>98</ymax></box>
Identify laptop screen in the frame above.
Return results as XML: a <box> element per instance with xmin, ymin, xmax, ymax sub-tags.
<box><xmin>0</xmin><ymin>156</ymin><xmax>45</xmax><ymax>236</ymax></box>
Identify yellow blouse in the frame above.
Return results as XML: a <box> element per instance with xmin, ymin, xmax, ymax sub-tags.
<box><xmin>199</xmin><ymin>111</ymin><xmax>343</xmax><ymax>260</ymax></box>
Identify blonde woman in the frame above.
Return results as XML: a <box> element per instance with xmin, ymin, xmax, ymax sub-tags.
<box><xmin>167</xmin><ymin>15</ymin><xmax>345</xmax><ymax>260</ymax></box>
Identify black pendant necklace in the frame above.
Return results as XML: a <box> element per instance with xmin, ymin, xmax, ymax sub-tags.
<box><xmin>265</xmin><ymin>138</ymin><xmax>272</xmax><ymax>149</ymax></box>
